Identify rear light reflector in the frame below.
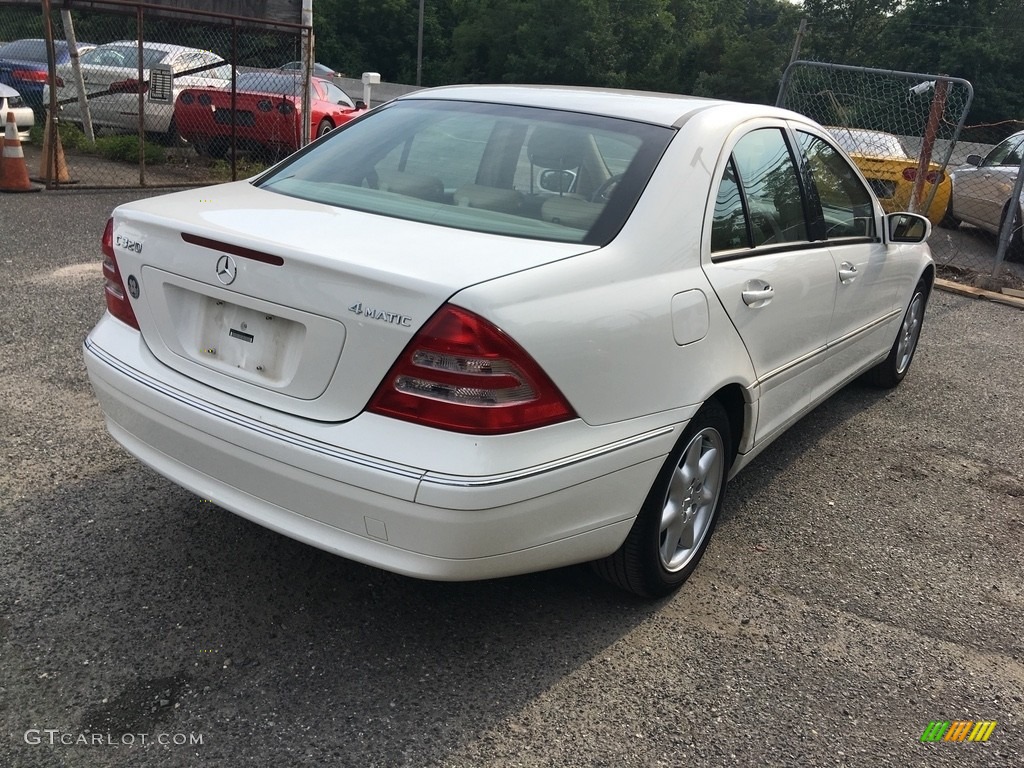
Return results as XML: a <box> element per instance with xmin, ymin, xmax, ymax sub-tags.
<box><xmin>13</xmin><ymin>69</ymin><xmax>48</xmax><ymax>83</ymax></box>
<box><xmin>368</xmin><ymin>305</ymin><xmax>575</xmax><ymax>434</ymax></box>
<box><xmin>101</xmin><ymin>218</ymin><xmax>139</xmax><ymax>330</ymax></box>
<box><xmin>257</xmin><ymin>99</ymin><xmax>273</xmax><ymax>112</ymax></box>
<box><xmin>198</xmin><ymin>93</ymin><xmax>212</xmax><ymax>106</ymax></box>
<box><xmin>902</xmin><ymin>167</ymin><xmax>946</xmax><ymax>185</ymax></box>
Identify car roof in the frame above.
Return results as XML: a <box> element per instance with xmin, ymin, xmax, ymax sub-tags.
<box><xmin>0</xmin><ymin>83</ymin><xmax>21</xmax><ymax>98</ymax></box>
<box><xmin>398</xmin><ymin>84</ymin><xmax>799</xmax><ymax>129</ymax></box>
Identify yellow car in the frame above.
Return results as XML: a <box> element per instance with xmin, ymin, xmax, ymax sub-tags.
<box><xmin>829</xmin><ymin>127</ymin><xmax>951</xmax><ymax>226</ymax></box>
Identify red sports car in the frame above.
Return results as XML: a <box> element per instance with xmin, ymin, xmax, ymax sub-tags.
<box><xmin>175</xmin><ymin>71</ymin><xmax>365</xmax><ymax>159</ymax></box>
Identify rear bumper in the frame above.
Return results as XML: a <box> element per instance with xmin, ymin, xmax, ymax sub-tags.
<box><xmin>84</xmin><ymin>317</ymin><xmax>680</xmax><ymax>580</ymax></box>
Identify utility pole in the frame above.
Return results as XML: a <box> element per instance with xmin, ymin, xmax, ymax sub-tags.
<box><xmin>416</xmin><ymin>0</ymin><xmax>424</xmax><ymax>86</ymax></box>
<box><xmin>789</xmin><ymin>18</ymin><xmax>807</xmax><ymax>66</ymax></box>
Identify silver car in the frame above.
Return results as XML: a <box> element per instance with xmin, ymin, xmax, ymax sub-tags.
<box><xmin>50</xmin><ymin>41</ymin><xmax>230</xmax><ymax>142</ymax></box>
<box><xmin>0</xmin><ymin>83</ymin><xmax>34</xmax><ymax>140</ymax></box>
<box><xmin>941</xmin><ymin>129</ymin><xmax>1024</xmax><ymax>261</ymax></box>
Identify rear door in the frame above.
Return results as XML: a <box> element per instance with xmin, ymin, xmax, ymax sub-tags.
<box><xmin>702</xmin><ymin>123</ymin><xmax>837</xmax><ymax>445</ymax></box>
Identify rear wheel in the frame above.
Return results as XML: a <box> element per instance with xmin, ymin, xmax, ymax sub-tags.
<box><xmin>207</xmin><ymin>138</ymin><xmax>229</xmax><ymax>160</ymax></box>
<box><xmin>938</xmin><ymin>197</ymin><xmax>960</xmax><ymax>229</ymax></box>
<box><xmin>862</xmin><ymin>280</ymin><xmax>927</xmax><ymax>388</ymax></box>
<box><xmin>316</xmin><ymin>119</ymin><xmax>334</xmax><ymax>138</ymax></box>
<box><xmin>593</xmin><ymin>399</ymin><xmax>731</xmax><ymax>598</ymax></box>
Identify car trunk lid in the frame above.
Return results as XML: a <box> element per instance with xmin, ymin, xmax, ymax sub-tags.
<box><xmin>110</xmin><ymin>181</ymin><xmax>595</xmax><ymax>422</ymax></box>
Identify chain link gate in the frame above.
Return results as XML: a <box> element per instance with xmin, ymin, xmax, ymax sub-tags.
<box><xmin>0</xmin><ymin>0</ymin><xmax>321</xmax><ymax>189</ymax></box>
<box><xmin>778</xmin><ymin>61</ymin><xmax>1024</xmax><ymax>293</ymax></box>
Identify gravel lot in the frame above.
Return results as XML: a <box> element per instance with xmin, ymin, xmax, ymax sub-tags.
<box><xmin>1</xmin><ymin>190</ymin><xmax>1022</xmax><ymax>768</ymax></box>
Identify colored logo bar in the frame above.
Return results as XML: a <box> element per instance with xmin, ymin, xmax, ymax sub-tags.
<box><xmin>920</xmin><ymin>720</ymin><xmax>997</xmax><ymax>742</ymax></box>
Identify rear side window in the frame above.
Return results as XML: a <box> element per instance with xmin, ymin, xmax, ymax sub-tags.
<box><xmin>256</xmin><ymin>99</ymin><xmax>674</xmax><ymax>245</ymax></box>
<box><xmin>711</xmin><ymin>127</ymin><xmax>809</xmax><ymax>253</ymax></box>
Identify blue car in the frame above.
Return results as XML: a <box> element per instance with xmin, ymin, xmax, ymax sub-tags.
<box><xmin>0</xmin><ymin>39</ymin><xmax>95</xmax><ymax>114</ymax></box>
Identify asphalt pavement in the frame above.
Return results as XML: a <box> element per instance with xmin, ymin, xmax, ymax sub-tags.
<box><xmin>1</xmin><ymin>190</ymin><xmax>1022</xmax><ymax>767</ymax></box>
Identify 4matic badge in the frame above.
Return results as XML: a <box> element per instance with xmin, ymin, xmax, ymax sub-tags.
<box><xmin>348</xmin><ymin>303</ymin><xmax>412</xmax><ymax>327</ymax></box>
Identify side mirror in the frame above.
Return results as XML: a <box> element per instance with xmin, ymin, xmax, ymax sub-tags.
<box><xmin>965</xmin><ymin>154</ymin><xmax>982</xmax><ymax>166</ymax></box>
<box><xmin>539</xmin><ymin>168</ymin><xmax>576</xmax><ymax>194</ymax></box>
<box><xmin>354</xmin><ymin>99</ymin><xmax>367</xmax><ymax>110</ymax></box>
<box><xmin>887</xmin><ymin>212</ymin><xmax>931</xmax><ymax>244</ymax></box>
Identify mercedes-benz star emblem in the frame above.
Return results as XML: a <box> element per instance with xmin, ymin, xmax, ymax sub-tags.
<box><xmin>215</xmin><ymin>254</ymin><xmax>237</xmax><ymax>285</ymax></box>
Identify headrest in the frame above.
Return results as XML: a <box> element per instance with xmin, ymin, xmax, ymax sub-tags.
<box><xmin>528</xmin><ymin>126</ymin><xmax>585</xmax><ymax>169</ymax></box>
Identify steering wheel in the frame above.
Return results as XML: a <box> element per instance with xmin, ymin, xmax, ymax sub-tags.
<box><xmin>590</xmin><ymin>173</ymin><xmax>624</xmax><ymax>203</ymax></box>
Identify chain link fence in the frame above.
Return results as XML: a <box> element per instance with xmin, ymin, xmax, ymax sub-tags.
<box><xmin>779</xmin><ymin>61</ymin><xmax>1024</xmax><ymax>294</ymax></box>
<box><xmin>0</xmin><ymin>0</ymin><xmax>359</xmax><ymax>188</ymax></box>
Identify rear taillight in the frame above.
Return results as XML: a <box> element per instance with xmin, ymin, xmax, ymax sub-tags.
<box><xmin>179</xmin><ymin>91</ymin><xmax>194</xmax><ymax>105</ymax></box>
<box><xmin>368</xmin><ymin>305</ymin><xmax>575</xmax><ymax>435</ymax></box>
<box><xmin>101</xmin><ymin>218</ymin><xmax>139</xmax><ymax>330</ymax></box>
<box><xmin>277</xmin><ymin>100</ymin><xmax>295</xmax><ymax>115</ymax></box>
<box><xmin>902</xmin><ymin>167</ymin><xmax>946</xmax><ymax>184</ymax></box>
<box><xmin>109</xmin><ymin>79</ymin><xmax>148</xmax><ymax>94</ymax></box>
<box><xmin>13</xmin><ymin>69</ymin><xmax>48</xmax><ymax>83</ymax></box>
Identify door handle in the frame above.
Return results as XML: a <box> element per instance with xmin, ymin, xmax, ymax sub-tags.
<box><xmin>741</xmin><ymin>282</ymin><xmax>774</xmax><ymax>308</ymax></box>
<box><xmin>839</xmin><ymin>261</ymin><xmax>858</xmax><ymax>284</ymax></box>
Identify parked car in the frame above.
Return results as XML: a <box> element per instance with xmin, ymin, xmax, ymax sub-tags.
<box><xmin>174</xmin><ymin>71</ymin><xmax>365</xmax><ymax>159</ymax></box>
<box><xmin>279</xmin><ymin>61</ymin><xmax>339</xmax><ymax>79</ymax></box>
<box><xmin>0</xmin><ymin>83</ymin><xmax>34</xmax><ymax>140</ymax></box>
<box><xmin>0</xmin><ymin>38</ymin><xmax>95</xmax><ymax>115</ymax></box>
<box><xmin>84</xmin><ymin>86</ymin><xmax>934</xmax><ymax>597</ymax></box>
<box><xmin>940</xmin><ymin>128</ymin><xmax>1024</xmax><ymax>261</ymax></box>
<box><xmin>828</xmin><ymin>127</ymin><xmax>951</xmax><ymax>226</ymax></box>
<box><xmin>49</xmin><ymin>41</ymin><xmax>230</xmax><ymax>141</ymax></box>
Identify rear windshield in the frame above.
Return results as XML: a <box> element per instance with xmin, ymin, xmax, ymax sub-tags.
<box><xmin>236</xmin><ymin>72</ymin><xmax>304</xmax><ymax>96</ymax></box>
<box><xmin>81</xmin><ymin>45</ymin><xmax>169</xmax><ymax>70</ymax></box>
<box><xmin>0</xmin><ymin>40</ymin><xmax>50</xmax><ymax>62</ymax></box>
<box><xmin>256</xmin><ymin>99</ymin><xmax>673</xmax><ymax>244</ymax></box>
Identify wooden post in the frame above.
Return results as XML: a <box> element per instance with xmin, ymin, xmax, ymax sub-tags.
<box><xmin>910</xmin><ymin>79</ymin><xmax>947</xmax><ymax>213</ymax></box>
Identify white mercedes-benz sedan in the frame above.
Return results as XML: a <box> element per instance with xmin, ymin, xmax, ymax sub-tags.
<box><xmin>84</xmin><ymin>85</ymin><xmax>934</xmax><ymax>597</ymax></box>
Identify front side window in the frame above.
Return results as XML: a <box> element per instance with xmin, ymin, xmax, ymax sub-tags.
<box><xmin>256</xmin><ymin>100</ymin><xmax>674</xmax><ymax>244</ymax></box>
<box><xmin>798</xmin><ymin>132</ymin><xmax>876</xmax><ymax>239</ymax></box>
<box><xmin>982</xmin><ymin>134</ymin><xmax>1024</xmax><ymax>168</ymax></box>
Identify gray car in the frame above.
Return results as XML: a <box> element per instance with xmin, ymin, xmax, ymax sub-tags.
<box><xmin>941</xmin><ymin>128</ymin><xmax>1024</xmax><ymax>260</ymax></box>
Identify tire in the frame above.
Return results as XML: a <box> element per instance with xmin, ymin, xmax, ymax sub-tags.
<box><xmin>316</xmin><ymin>119</ymin><xmax>334</xmax><ymax>138</ymax></box>
<box><xmin>593</xmin><ymin>399</ymin><xmax>731</xmax><ymax>598</ymax></box>
<box><xmin>938</xmin><ymin>198</ymin><xmax>960</xmax><ymax>230</ymax></box>
<box><xmin>207</xmin><ymin>138</ymin><xmax>229</xmax><ymax>160</ymax></box>
<box><xmin>157</xmin><ymin>117</ymin><xmax>182</xmax><ymax>147</ymax></box>
<box><xmin>999</xmin><ymin>202</ymin><xmax>1024</xmax><ymax>263</ymax></box>
<box><xmin>862</xmin><ymin>280</ymin><xmax>928</xmax><ymax>388</ymax></box>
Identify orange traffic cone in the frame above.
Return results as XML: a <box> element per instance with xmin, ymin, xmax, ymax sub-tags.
<box><xmin>0</xmin><ymin>111</ymin><xmax>41</xmax><ymax>193</ymax></box>
<box><xmin>35</xmin><ymin>111</ymin><xmax>74</xmax><ymax>185</ymax></box>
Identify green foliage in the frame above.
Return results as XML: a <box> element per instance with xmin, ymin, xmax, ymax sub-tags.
<box><xmin>3</xmin><ymin>0</ymin><xmax>1021</xmax><ymax>125</ymax></box>
<box><xmin>44</xmin><ymin>123</ymin><xmax>167</xmax><ymax>165</ymax></box>
<box><xmin>93</xmin><ymin>134</ymin><xmax>167</xmax><ymax>165</ymax></box>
